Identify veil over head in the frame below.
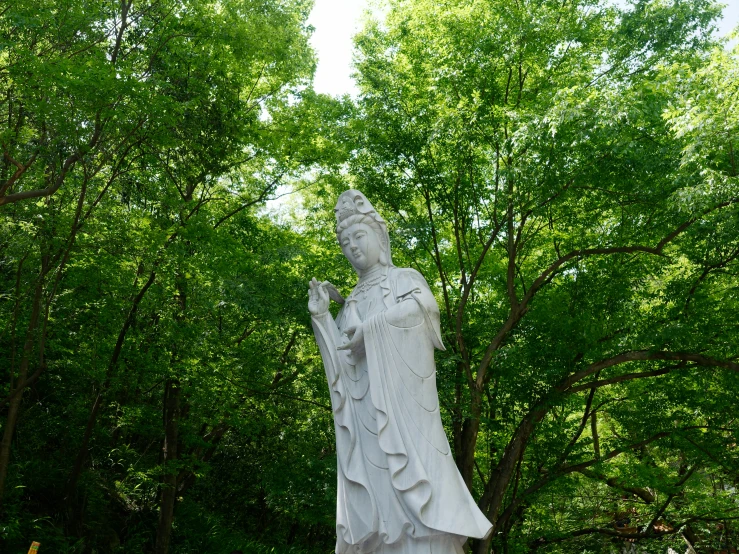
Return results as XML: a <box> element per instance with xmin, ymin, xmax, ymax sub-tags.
<box><xmin>334</xmin><ymin>190</ymin><xmax>394</xmax><ymax>267</ymax></box>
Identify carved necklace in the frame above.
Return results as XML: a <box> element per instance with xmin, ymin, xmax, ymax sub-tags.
<box><xmin>354</xmin><ymin>270</ymin><xmax>386</xmax><ymax>296</ymax></box>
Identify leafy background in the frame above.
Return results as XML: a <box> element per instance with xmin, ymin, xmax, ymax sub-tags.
<box><xmin>0</xmin><ymin>0</ymin><xmax>737</xmax><ymax>553</ymax></box>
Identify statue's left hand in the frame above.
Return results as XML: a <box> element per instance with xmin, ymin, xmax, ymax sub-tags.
<box><xmin>337</xmin><ymin>323</ymin><xmax>364</xmax><ymax>354</ymax></box>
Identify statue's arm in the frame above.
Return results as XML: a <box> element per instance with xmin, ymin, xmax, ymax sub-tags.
<box><xmin>308</xmin><ymin>277</ymin><xmax>343</xmax><ymax>342</ymax></box>
<box><xmin>385</xmin><ymin>269</ymin><xmax>445</xmax><ymax>350</ymax></box>
<box><xmin>311</xmin><ymin>310</ymin><xmax>342</xmax><ymax>345</ymax></box>
<box><xmin>311</xmin><ymin>311</ymin><xmax>345</xmax><ymax>393</ymax></box>
<box><xmin>308</xmin><ymin>278</ymin><xmax>346</xmax><ymax>386</ymax></box>
<box><xmin>384</xmin><ymin>294</ymin><xmax>425</xmax><ymax>328</ymax></box>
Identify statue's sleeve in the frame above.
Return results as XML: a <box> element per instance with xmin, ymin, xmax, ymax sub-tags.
<box><xmin>387</xmin><ymin>269</ymin><xmax>445</xmax><ymax>351</ymax></box>
<box><xmin>311</xmin><ymin>310</ymin><xmax>378</xmax><ymax>548</ymax></box>
<box><xmin>310</xmin><ymin>311</ymin><xmax>343</xmax><ymax>392</ymax></box>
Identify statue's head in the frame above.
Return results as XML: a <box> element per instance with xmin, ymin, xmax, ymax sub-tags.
<box><xmin>335</xmin><ymin>190</ymin><xmax>393</xmax><ymax>271</ymax></box>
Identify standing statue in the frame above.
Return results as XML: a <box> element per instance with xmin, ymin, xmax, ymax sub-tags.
<box><xmin>308</xmin><ymin>190</ymin><xmax>492</xmax><ymax>554</ymax></box>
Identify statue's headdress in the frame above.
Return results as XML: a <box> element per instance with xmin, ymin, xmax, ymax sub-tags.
<box><xmin>335</xmin><ymin>190</ymin><xmax>394</xmax><ymax>267</ymax></box>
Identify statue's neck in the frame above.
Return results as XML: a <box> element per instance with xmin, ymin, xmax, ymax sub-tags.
<box><xmin>357</xmin><ymin>263</ymin><xmax>386</xmax><ymax>280</ymax></box>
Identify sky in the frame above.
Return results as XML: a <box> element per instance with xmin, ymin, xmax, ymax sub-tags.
<box><xmin>308</xmin><ymin>0</ymin><xmax>739</xmax><ymax>97</ymax></box>
<box><xmin>307</xmin><ymin>0</ymin><xmax>369</xmax><ymax>97</ymax></box>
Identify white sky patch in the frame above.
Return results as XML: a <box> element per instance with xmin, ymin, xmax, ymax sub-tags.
<box><xmin>263</xmin><ymin>183</ymin><xmax>304</xmax><ymax>225</ymax></box>
<box><xmin>718</xmin><ymin>2</ymin><xmax>739</xmax><ymax>41</ymax></box>
<box><xmin>308</xmin><ymin>0</ymin><xmax>370</xmax><ymax>97</ymax></box>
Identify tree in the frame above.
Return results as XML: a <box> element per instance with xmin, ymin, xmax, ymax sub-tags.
<box><xmin>2</xmin><ymin>0</ymin><xmax>737</xmax><ymax>552</ymax></box>
<box><xmin>0</xmin><ymin>0</ymin><xmax>336</xmax><ymax>551</ymax></box>
<box><xmin>343</xmin><ymin>0</ymin><xmax>739</xmax><ymax>551</ymax></box>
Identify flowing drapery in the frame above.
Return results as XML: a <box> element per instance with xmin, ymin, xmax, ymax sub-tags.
<box><xmin>312</xmin><ymin>268</ymin><xmax>492</xmax><ymax>554</ymax></box>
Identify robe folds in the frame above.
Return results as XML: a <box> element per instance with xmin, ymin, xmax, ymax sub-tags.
<box><xmin>312</xmin><ymin>267</ymin><xmax>492</xmax><ymax>554</ymax></box>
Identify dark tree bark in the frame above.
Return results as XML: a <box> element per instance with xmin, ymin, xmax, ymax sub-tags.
<box><xmin>0</xmin><ymin>269</ymin><xmax>44</xmax><ymax>507</ymax></box>
<box><xmin>155</xmin><ymin>379</ymin><xmax>181</xmax><ymax>554</ymax></box>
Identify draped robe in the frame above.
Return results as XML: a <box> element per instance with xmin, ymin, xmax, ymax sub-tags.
<box><xmin>311</xmin><ymin>267</ymin><xmax>492</xmax><ymax>554</ymax></box>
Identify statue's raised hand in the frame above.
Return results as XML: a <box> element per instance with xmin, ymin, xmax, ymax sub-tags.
<box><xmin>308</xmin><ymin>277</ymin><xmax>331</xmax><ymax>316</ymax></box>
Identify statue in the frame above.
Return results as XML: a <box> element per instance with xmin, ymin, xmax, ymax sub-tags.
<box><xmin>308</xmin><ymin>190</ymin><xmax>492</xmax><ymax>554</ymax></box>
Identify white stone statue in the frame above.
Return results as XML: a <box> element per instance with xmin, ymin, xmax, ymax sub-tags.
<box><xmin>308</xmin><ymin>190</ymin><xmax>492</xmax><ymax>554</ymax></box>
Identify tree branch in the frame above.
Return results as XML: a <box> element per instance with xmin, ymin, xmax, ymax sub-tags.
<box><xmin>498</xmin><ymin>430</ymin><xmax>675</xmax><ymax>531</ymax></box>
<box><xmin>566</xmin><ymin>362</ymin><xmax>688</xmax><ymax>393</ymax></box>
<box><xmin>577</xmin><ymin>469</ymin><xmax>655</xmax><ymax>503</ymax></box>
<box><xmin>561</xmin><ymin>351</ymin><xmax>739</xmax><ymax>392</ymax></box>
<box><xmin>0</xmin><ymin>148</ymin><xmax>38</xmax><ymax>197</ymax></box>
<box><xmin>0</xmin><ymin>121</ymin><xmax>104</xmax><ymax>206</ymax></box>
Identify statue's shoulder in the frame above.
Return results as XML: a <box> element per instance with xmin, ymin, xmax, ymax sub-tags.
<box><xmin>387</xmin><ymin>266</ymin><xmax>431</xmax><ymax>294</ymax></box>
<box><xmin>389</xmin><ymin>266</ymin><xmax>425</xmax><ymax>279</ymax></box>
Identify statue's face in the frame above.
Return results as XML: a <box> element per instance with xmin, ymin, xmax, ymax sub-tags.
<box><xmin>340</xmin><ymin>222</ymin><xmax>383</xmax><ymax>271</ymax></box>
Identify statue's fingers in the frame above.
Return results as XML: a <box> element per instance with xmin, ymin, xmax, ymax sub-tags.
<box><xmin>336</xmin><ymin>334</ymin><xmax>358</xmax><ymax>351</ymax></box>
<box><xmin>319</xmin><ymin>280</ymin><xmax>331</xmax><ymax>296</ymax></box>
<box><xmin>318</xmin><ymin>285</ymin><xmax>329</xmax><ymax>301</ymax></box>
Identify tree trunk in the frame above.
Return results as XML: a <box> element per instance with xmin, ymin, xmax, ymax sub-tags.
<box><xmin>458</xmin><ymin>418</ymin><xmax>479</xmax><ymax>489</ymax></box>
<box><xmin>0</xmin><ymin>273</ymin><xmax>44</xmax><ymax>507</ymax></box>
<box><xmin>155</xmin><ymin>379</ymin><xmax>180</xmax><ymax>554</ymax></box>
<box><xmin>457</xmin><ymin>385</ymin><xmax>483</xmax><ymax>488</ymax></box>
<box><xmin>474</xmin><ymin>413</ymin><xmax>543</xmax><ymax>554</ymax></box>
<box><xmin>591</xmin><ymin>411</ymin><xmax>600</xmax><ymax>458</ymax></box>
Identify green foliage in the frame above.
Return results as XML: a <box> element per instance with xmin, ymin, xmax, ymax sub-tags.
<box><xmin>0</xmin><ymin>0</ymin><xmax>340</xmax><ymax>552</ymax></box>
<box><xmin>340</xmin><ymin>0</ymin><xmax>739</xmax><ymax>552</ymax></box>
<box><xmin>1</xmin><ymin>0</ymin><xmax>738</xmax><ymax>553</ymax></box>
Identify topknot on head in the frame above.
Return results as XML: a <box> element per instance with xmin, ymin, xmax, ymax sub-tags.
<box><xmin>334</xmin><ymin>190</ymin><xmax>376</xmax><ymax>226</ymax></box>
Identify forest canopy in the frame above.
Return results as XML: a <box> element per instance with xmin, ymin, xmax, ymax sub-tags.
<box><xmin>0</xmin><ymin>0</ymin><xmax>737</xmax><ymax>553</ymax></box>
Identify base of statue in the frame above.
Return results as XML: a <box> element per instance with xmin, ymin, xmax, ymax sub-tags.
<box><xmin>361</xmin><ymin>534</ymin><xmax>465</xmax><ymax>554</ymax></box>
